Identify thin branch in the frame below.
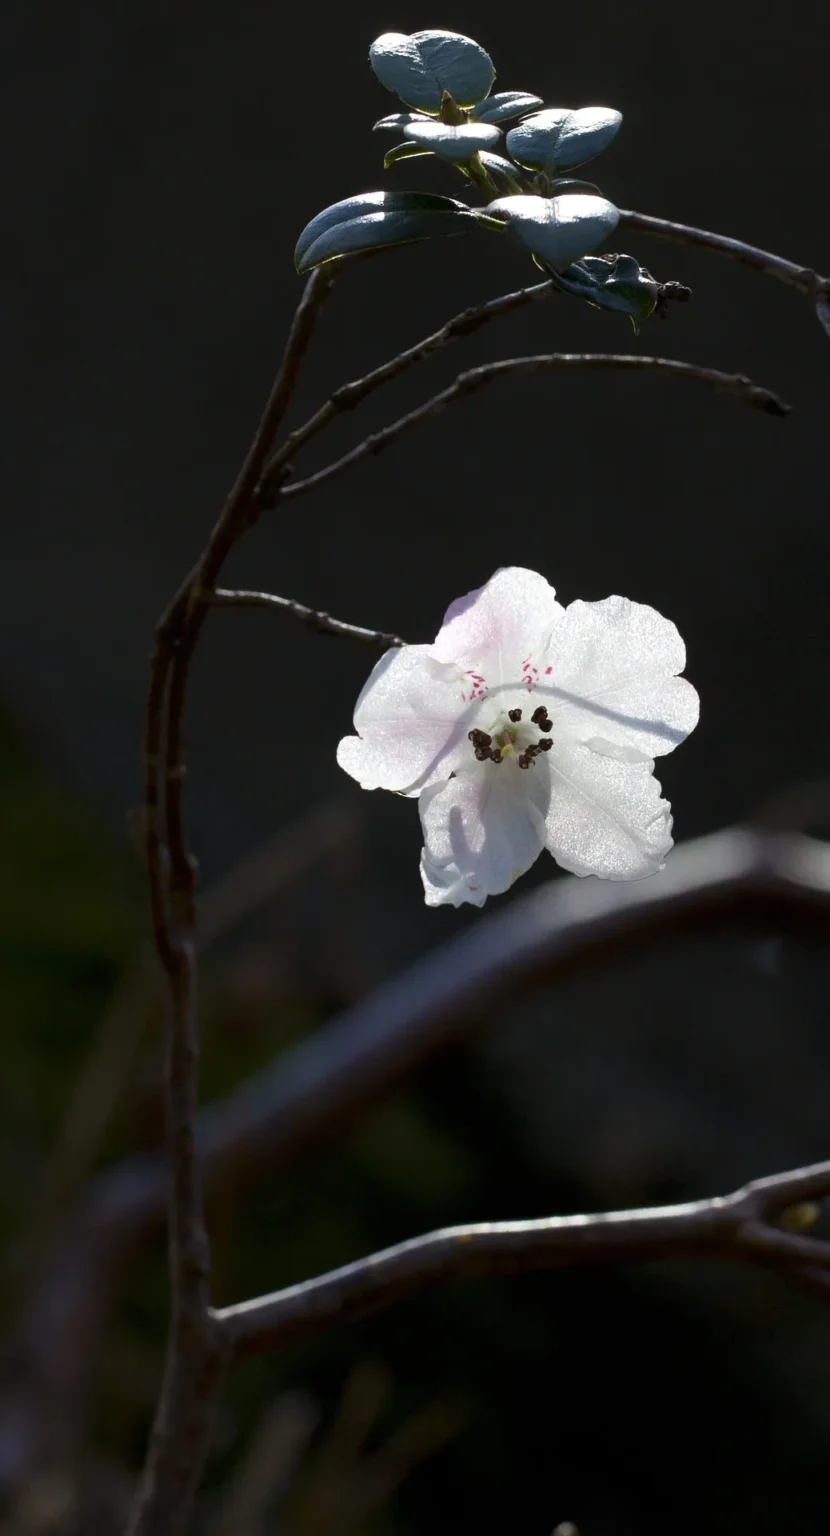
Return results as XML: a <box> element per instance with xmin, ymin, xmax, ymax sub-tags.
<box><xmin>279</xmin><ymin>354</ymin><xmax>789</xmax><ymax>505</ymax></box>
<box><xmin>130</xmin><ymin>267</ymin><xmax>336</xmax><ymax>1536</ymax></box>
<box><xmin>3</xmin><ymin>827</ymin><xmax>829</xmax><ymax>1505</ymax></box>
<box><xmin>255</xmin><ymin>207</ymin><xmax>829</xmax><ymax>509</ymax></box>
<box><xmin>619</xmin><ymin>207</ymin><xmax>829</xmax><ymax>301</ymax></box>
<box><xmin>210</xmin><ymin>588</ymin><xmax>405</xmax><ymax>651</ymax></box>
<box><xmin>256</xmin><ymin>276</ymin><xmax>557</xmax><ymax>502</ymax></box>
<box><xmin>217</xmin><ymin>1161</ymin><xmax>830</xmax><ymax>1356</ymax></box>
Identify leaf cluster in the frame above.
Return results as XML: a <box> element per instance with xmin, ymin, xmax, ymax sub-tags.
<box><xmin>295</xmin><ymin>30</ymin><xmax>664</xmax><ymax>328</ymax></box>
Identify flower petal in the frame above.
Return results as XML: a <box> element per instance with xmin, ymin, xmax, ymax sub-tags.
<box><xmin>543</xmin><ymin>737</ymin><xmax>673</xmax><ymax>880</ymax></box>
<box><xmin>431</xmin><ymin>566</ymin><xmax>564</xmax><ymax>690</ymax></box>
<box><xmin>337</xmin><ymin>645</ymin><xmax>468</xmax><ymax>795</ymax></box>
<box><xmin>545</xmin><ymin>595</ymin><xmax>699</xmax><ymax>759</ymax></box>
<box><xmin>419</xmin><ymin>758</ymin><xmax>550</xmax><ymax>907</ymax></box>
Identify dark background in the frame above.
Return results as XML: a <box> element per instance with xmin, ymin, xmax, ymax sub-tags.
<box><xmin>2</xmin><ymin>1</ymin><xmax>830</xmax><ymax>1532</ymax></box>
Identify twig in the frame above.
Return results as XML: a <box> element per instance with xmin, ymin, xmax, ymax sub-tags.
<box><xmin>256</xmin><ymin>276</ymin><xmax>557</xmax><ymax>503</ymax></box>
<box><xmin>210</xmin><ymin>588</ymin><xmax>405</xmax><ymax>651</ymax></box>
<box><xmin>217</xmin><ymin>1161</ymin><xmax>830</xmax><ymax>1356</ymax></box>
<box><xmin>255</xmin><ymin>208</ymin><xmax>829</xmax><ymax>509</ymax></box>
<box><xmin>130</xmin><ymin>266</ymin><xmax>336</xmax><ymax>1536</ymax></box>
<box><xmin>2</xmin><ymin>827</ymin><xmax>829</xmax><ymax>1507</ymax></box>
<box><xmin>619</xmin><ymin>207</ymin><xmax>828</xmax><ymax>299</ymax></box>
<box><xmin>278</xmin><ymin>354</ymin><xmax>789</xmax><ymax>505</ymax></box>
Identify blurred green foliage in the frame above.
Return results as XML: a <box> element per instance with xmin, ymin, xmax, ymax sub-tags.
<box><xmin>0</xmin><ymin>713</ymin><xmax>139</xmax><ymax>1258</ymax></box>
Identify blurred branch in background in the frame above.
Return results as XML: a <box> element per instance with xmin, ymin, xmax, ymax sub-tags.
<box><xmin>0</xmin><ymin>799</ymin><xmax>365</xmax><ymax>1529</ymax></box>
<box><xmin>209</xmin><ymin>1390</ymin><xmax>318</xmax><ymax>1536</ymax></box>
<box><xmin>2</xmin><ymin>822</ymin><xmax>830</xmax><ymax>1520</ymax></box>
<box><xmin>24</xmin><ymin>800</ymin><xmax>363</xmax><ymax>1265</ymax></box>
<box><xmin>208</xmin><ymin>1360</ymin><xmax>463</xmax><ymax>1536</ymax></box>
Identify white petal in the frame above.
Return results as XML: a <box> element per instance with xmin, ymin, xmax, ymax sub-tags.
<box><xmin>545</xmin><ymin>595</ymin><xmax>699</xmax><ymax>759</ymax></box>
<box><xmin>419</xmin><ymin>758</ymin><xmax>549</xmax><ymax>907</ymax></box>
<box><xmin>543</xmin><ymin>737</ymin><xmax>673</xmax><ymax>880</ymax></box>
<box><xmin>431</xmin><ymin>566</ymin><xmax>564</xmax><ymax>690</ymax></box>
<box><xmin>337</xmin><ymin>645</ymin><xmax>469</xmax><ymax>795</ymax></box>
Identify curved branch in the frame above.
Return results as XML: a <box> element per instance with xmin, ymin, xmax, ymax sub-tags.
<box><xmin>279</xmin><ymin>354</ymin><xmax>789</xmax><ymax>505</ymax></box>
<box><xmin>619</xmin><ymin>208</ymin><xmax>828</xmax><ymax>299</ymax></box>
<box><xmin>217</xmin><ymin>1161</ymin><xmax>830</xmax><ymax>1356</ymax></box>
<box><xmin>131</xmin><ymin>266</ymin><xmax>336</xmax><ymax>1536</ymax></box>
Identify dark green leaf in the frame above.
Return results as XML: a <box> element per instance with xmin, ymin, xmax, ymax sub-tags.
<box><xmin>369</xmin><ymin>30</ymin><xmax>495</xmax><ymax>111</ymax></box>
<box><xmin>549</xmin><ymin>177</ymin><xmax>602</xmax><ymax>196</ymax></box>
<box><xmin>478</xmin><ymin>151</ymin><xmax>525</xmax><ymax>192</ymax></box>
<box><xmin>295</xmin><ymin>191</ymin><xmax>471</xmax><ymax>271</ymax></box>
<box><xmin>506</xmin><ymin>107</ymin><xmax>622</xmax><ymax>173</ymax></box>
<box><xmin>373</xmin><ymin>111</ymin><xmax>432</xmax><ymax>133</ymax></box>
<box><xmin>471</xmin><ymin>91</ymin><xmax>544</xmax><ymax>124</ymax></box>
<box><xmin>547</xmin><ymin>252</ymin><xmax>662</xmax><ymax>327</ymax></box>
<box><xmin>295</xmin><ymin>192</ymin><xmax>474</xmax><ymax>272</ymax></box>
<box><xmin>383</xmin><ymin>141</ymin><xmax>435</xmax><ymax>169</ymax></box>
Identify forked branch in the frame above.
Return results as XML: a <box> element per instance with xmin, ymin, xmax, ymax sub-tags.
<box><xmin>217</xmin><ymin>1160</ymin><xmax>830</xmax><ymax>1356</ymax></box>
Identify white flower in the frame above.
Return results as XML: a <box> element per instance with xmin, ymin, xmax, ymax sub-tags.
<box><xmin>337</xmin><ymin>567</ymin><xmax>699</xmax><ymax>908</ymax></box>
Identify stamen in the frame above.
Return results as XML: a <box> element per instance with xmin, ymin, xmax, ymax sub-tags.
<box><xmin>538</xmin><ymin>737</ymin><xmax>552</xmax><ymax>751</ymax></box>
<box><xmin>468</xmin><ymin>728</ymin><xmax>492</xmax><ymax>746</ymax></box>
<box><xmin>508</xmin><ymin>707</ymin><xmax>523</xmax><ymax>723</ymax></box>
<box><xmin>474</xmin><ymin>745</ymin><xmax>491</xmax><ymax>761</ymax></box>
<box><xmin>490</xmin><ymin>749</ymin><xmax>503</xmax><ymax>764</ymax></box>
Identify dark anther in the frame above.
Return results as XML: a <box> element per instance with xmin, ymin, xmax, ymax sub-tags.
<box><xmin>518</xmin><ymin>752</ymin><xmax>532</xmax><ymax>770</ymax></box>
<box><xmin>468</xmin><ymin>728</ymin><xmax>492</xmax><ymax>746</ymax></box>
<box><xmin>531</xmin><ymin>705</ymin><xmax>548</xmax><ymax>726</ymax></box>
<box><xmin>490</xmin><ymin>749</ymin><xmax>503</xmax><ymax>764</ymax></box>
<box><xmin>474</xmin><ymin>745</ymin><xmax>492</xmax><ymax>761</ymax></box>
<box><xmin>538</xmin><ymin>737</ymin><xmax>553</xmax><ymax>751</ymax></box>
<box><xmin>508</xmin><ymin>707</ymin><xmax>523</xmax><ymax>723</ymax></box>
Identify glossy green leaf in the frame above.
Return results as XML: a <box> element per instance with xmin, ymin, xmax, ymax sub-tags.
<box><xmin>548</xmin><ymin>253</ymin><xmax>662</xmax><ymax>327</ymax></box>
<box><xmin>506</xmin><ymin>107</ymin><xmax>622</xmax><ymax>173</ymax></box>
<box><xmin>295</xmin><ymin>191</ymin><xmax>474</xmax><ymax>272</ymax></box>
<box><xmin>369</xmin><ymin>30</ymin><xmax>495</xmax><ymax>111</ymax></box>
<box><xmin>471</xmin><ymin>91</ymin><xmax>544</xmax><ymax>124</ymax></box>
<box><xmin>373</xmin><ymin>111</ymin><xmax>432</xmax><ymax>133</ymax></box>
<box><xmin>383</xmin><ymin>141</ymin><xmax>434</xmax><ymax>169</ymax></box>
<box><xmin>478</xmin><ymin>151</ymin><xmax>525</xmax><ymax>193</ymax></box>
<box><xmin>406</xmin><ymin>119</ymin><xmax>501</xmax><ymax>163</ymax></box>
<box><xmin>295</xmin><ymin>191</ymin><xmax>470</xmax><ymax>270</ymax></box>
<box><xmin>549</xmin><ymin>177</ymin><xmax>602</xmax><ymax>196</ymax></box>
<box><xmin>484</xmin><ymin>193</ymin><xmax>620</xmax><ymax>271</ymax></box>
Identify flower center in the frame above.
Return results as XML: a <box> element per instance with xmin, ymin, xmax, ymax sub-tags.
<box><xmin>468</xmin><ymin>704</ymin><xmax>553</xmax><ymax>769</ymax></box>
